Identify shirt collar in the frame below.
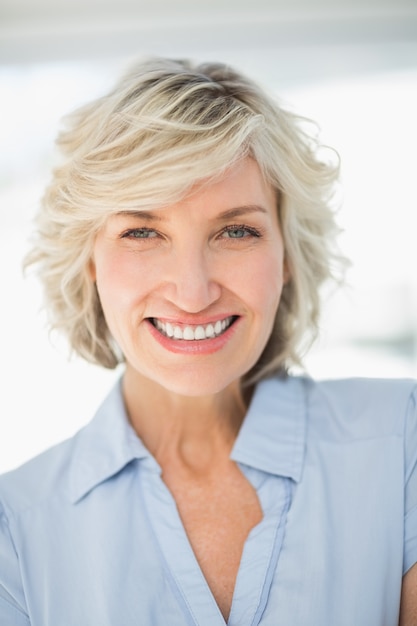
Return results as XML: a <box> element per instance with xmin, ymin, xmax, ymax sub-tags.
<box><xmin>231</xmin><ymin>375</ymin><xmax>308</xmax><ymax>482</ymax></box>
<box><xmin>69</xmin><ymin>373</ymin><xmax>308</xmax><ymax>502</ymax></box>
<box><xmin>68</xmin><ymin>378</ymin><xmax>153</xmax><ymax>503</ymax></box>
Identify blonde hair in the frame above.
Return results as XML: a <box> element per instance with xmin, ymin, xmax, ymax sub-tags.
<box><xmin>26</xmin><ymin>56</ymin><xmax>345</xmax><ymax>382</ymax></box>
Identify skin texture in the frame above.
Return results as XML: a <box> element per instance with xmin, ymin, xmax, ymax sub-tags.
<box><xmin>90</xmin><ymin>157</ymin><xmax>285</xmax><ymax>619</ymax></box>
<box><xmin>90</xmin><ymin>156</ymin><xmax>416</xmax><ymax>622</ymax></box>
<box><xmin>91</xmin><ymin>157</ymin><xmax>286</xmax><ymax>401</ymax></box>
<box><xmin>400</xmin><ymin>563</ymin><xmax>417</xmax><ymax>625</ymax></box>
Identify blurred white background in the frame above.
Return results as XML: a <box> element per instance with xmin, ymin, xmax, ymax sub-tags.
<box><xmin>1</xmin><ymin>0</ymin><xmax>416</xmax><ymax>472</ymax></box>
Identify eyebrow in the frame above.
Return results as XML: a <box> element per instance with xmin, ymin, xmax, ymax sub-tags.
<box><xmin>116</xmin><ymin>210</ymin><xmax>163</xmax><ymax>222</ymax></box>
<box><xmin>216</xmin><ymin>205</ymin><xmax>268</xmax><ymax>220</ymax></box>
<box><xmin>116</xmin><ymin>205</ymin><xmax>268</xmax><ymax>222</ymax></box>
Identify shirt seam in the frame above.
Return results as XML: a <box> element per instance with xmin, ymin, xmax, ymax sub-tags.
<box><xmin>0</xmin><ymin>490</ymin><xmax>68</xmax><ymax>523</ymax></box>
<box><xmin>0</xmin><ymin>591</ymin><xmax>30</xmax><ymax>620</ymax></box>
<box><xmin>404</xmin><ymin>502</ymin><xmax>417</xmax><ymax>522</ymax></box>
<box><xmin>250</xmin><ymin>478</ymin><xmax>292</xmax><ymax>625</ymax></box>
<box><xmin>0</xmin><ymin>511</ymin><xmax>29</xmax><ymax>618</ymax></box>
<box><xmin>138</xmin><ymin>479</ymin><xmax>203</xmax><ymax>625</ymax></box>
<box><xmin>404</xmin><ymin>384</ymin><xmax>417</xmax><ymax>485</ymax></box>
<box><xmin>316</xmin><ymin>433</ymin><xmax>403</xmax><ymax>443</ymax></box>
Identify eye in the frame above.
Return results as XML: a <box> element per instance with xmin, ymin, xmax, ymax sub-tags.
<box><xmin>121</xmin><ymin>228</ymin><xmax>159</xmax><ymax>239</ymax></box>
<box><xmin>219</xmin><ymin>225</ymin><xmax>261</xmax><ymax>239</ymax></box>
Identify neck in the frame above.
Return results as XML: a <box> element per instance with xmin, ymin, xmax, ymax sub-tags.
<box><xmin>122</xmin><ymin>366</ymin><xmax>249</xmax><ymax>472</ymax></box>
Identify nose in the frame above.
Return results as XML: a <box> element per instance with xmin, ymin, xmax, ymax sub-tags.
<box><xmin>162</xmin><ymin>244</ymin><xmax>222</xmax><ymax>313</ymax></box>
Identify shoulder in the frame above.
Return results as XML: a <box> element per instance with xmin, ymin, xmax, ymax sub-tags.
<box><xmin>310</xmin><ymin>376</ymin><xmax>416</xmax><ymax>411</ymax></box>
<box><xmin>261</xmin><ymin>374</ymin><xmax>417</xmax><ymax>441</ymax></box>
<box><xmin>0</xmin><ymin>384</ymin><xmax>113</xmax><ymax>519</ymax></box>
<box><xmin>0</xmin><ymin>378</ymin><xmax>145</xmax><ymax>522</ymax></box>
<box><xmin>305</xmin><ymin>376</ymin><xmax>417</xmax><ymax>440</ymax></box>
<box><xmin>312</xmin><ymin>376</ymin><xmax>416</xmax><ymax>405</ymax></box>
<box><xmin>0</xmin><ymin>433</ymin><xmax>80</xmax><ymax>520</ymax></box>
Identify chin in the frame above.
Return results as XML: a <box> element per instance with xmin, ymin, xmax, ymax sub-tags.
<box><xmin>139</xmin><ymin>359</ymin><xmax>248</xmax><ymax>397</ymax></box>
<box><xmin>124</xmin><ymin>351</ymin><xmax>258</xmax><ymax>399</ymax></box>
<box><xmin>155</xmin><ymin>372</ymin><xmax>239</xmax><ymax>398</ymax></box>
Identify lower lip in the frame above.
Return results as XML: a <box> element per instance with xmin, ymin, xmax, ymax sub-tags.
<box><xmin>145</xmin><ymin>318</ymin><xmax>240</xmax><ymax>355</ymax></box>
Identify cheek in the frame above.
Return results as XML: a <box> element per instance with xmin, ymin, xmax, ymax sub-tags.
<box><xmin>259</xmin><ymin>260</ymin><xmax>284</xmax><ymax>315</ymax></box>
<box><xmin>235</xmin><ymin>251</ymin><xmax>285</xmax><ymax>313</ymax></box>
<box><xmin>93</xmin><ymin>249</ymin><xmax>144</xmax><ymax>312</ymax></box>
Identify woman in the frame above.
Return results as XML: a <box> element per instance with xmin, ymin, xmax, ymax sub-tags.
<box><xmin>0</xmin><ymin>57</ymin><xmax>416</xmax><ymax>625</ymax></box>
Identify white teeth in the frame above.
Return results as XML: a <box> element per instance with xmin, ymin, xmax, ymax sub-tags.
<box><xmin>173</xmin><ymin>326</ymin><xmax>183</xmax><ymax>339</ymax></box>
<box><xmin>183</xmin><ymin>326</ymin><xmax>194</xmax><ymax>341</ymax></box>
<box><xmin>153</xmin><ymin>317</ymin><xmax>234</xmax><ymax>341</ymax></box>
<box><xmin>194</xmin><ymin>326</ymin><xmax>206</xmax><ymax>340</ymax></box>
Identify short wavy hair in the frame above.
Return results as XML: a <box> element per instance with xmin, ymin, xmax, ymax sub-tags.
<box><xmin>26</xmin><ymin>56</ymin><xmax>345</xmax><ymax>383</ymax></box>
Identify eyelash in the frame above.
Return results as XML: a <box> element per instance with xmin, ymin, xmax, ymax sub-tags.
<box><xmin>219</xmin><ymin>224</ymin><xmax>261</xmax><ymax>239</ymax></box>
<box><xmin>120</xmin><ymin>227</ymin><xmax>158</xmax><ymax>239</ymax></box>
<box><xmin>120</xmin><ymin>224</ymin><xmax>262</xmax><ymax>240</ymax></box>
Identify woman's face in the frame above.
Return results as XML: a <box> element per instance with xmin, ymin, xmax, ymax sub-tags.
<box><xmin>91</xmin><ymin>158</ymin><xmax>287</xmax><ymax>397</ymax></box>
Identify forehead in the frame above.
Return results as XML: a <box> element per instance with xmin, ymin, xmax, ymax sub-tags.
<box><xmin>188</xmin><ymin>157</ymin><xmax>273</xmax><ymax>201</ymax></box>
<box><xmin>109</xmin><ymin>157</ymin><xmax>277</xmax><ymax>221</ymax></box>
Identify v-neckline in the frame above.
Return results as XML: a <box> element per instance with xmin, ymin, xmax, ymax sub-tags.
<box><xmin>140</xmin><ymin>463</ymin><xmax>291</xmax><ymax>626</ymax></box>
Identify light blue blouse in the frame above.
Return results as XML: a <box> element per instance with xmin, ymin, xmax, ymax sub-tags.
<box><xmin>0</xmin><ymin>375</ymin><xmax>416</xmax><ymax>625</ymax></box>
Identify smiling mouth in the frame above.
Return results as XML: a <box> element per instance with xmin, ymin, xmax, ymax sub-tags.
<box><xmin>150</xmin><ymin>316</ymin><xmax>237</xmax><ymax>341</ymax></box>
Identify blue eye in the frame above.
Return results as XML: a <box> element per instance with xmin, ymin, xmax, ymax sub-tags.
<box><xmin>122</xmin><ymin>228</ymin><xmax>158</xmax><ymax>239</ymax></box>
<box><xmin>226</xmin><ymin>228</ymin><xmax>247</xmax><ymax>238</ymax></box>
<box><xmin>221</xmin><ymin>225</ymin><xmax>261</xmax><ymax>239</ymax></box>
